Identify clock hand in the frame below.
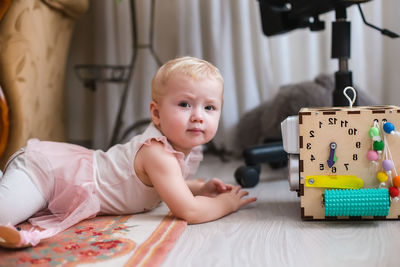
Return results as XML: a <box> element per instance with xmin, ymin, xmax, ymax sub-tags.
<box><xmin>327</xmin><ymin>142</ymin><xmax>337</xmax><ymax>168</ymax></box>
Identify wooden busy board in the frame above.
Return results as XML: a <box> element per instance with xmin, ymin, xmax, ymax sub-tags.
<box><xmin>299</xmin><ymin>105</ymin><xmax>400</xmax><ymax>220</ymax></box>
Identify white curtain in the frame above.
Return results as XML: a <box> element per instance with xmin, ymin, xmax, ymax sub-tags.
<box><xmin>66</xmin><ymin>0</ymin><xmax>400</xmax><ymax>150</ymax></box>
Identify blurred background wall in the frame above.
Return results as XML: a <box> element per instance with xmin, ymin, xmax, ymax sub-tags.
<box><xmin>65</xmin><ymin>0</ymin><xmax>400</xmax><ymax>150</ymax></box>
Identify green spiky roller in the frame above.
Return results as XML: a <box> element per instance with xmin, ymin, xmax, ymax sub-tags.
<box><xmin>324</xmin><ymin>188</ymin><xmax>390</xmax><ymax>217</ymax></box>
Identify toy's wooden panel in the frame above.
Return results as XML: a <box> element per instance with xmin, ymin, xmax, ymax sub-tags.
<box><xmin>299</xmin><ymin>105</ymin><xmax>400</xmax><ymax>220</ymax></box>
<box><xmin>300</xmin><ymin>181</ymin><xmax>325</xmax><ymax>219</ymax></box>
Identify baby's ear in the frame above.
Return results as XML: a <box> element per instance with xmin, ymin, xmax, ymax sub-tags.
<box><xmin>149</xmin><ymin>101</ymin><xmax>160</xmax><ymax>126</ymax></box>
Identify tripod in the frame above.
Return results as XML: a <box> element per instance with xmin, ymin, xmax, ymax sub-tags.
<box><xmin>75</xmin><ymin>0</ymin><xmax>161</xmax><ymax>148</ymax></box>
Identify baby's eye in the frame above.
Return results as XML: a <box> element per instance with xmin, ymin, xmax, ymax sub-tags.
<box><xmin>178</xmin><ymin>102</ymin><xmax>190</xmax><ymax>108</ymax></box>
<box><xmin>205</xmin><ymin>105</ymin><xmax>216</xmax><ymax>111</ymax></box>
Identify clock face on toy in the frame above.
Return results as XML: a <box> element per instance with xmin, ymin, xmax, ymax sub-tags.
<box><xmin>303</xmin><ymin>117</ymin><xmax>362</xmax><ymax>173</ymax></box>
<box><xmin>298</xmin><ymin>105</ymin><xmax>400</xmax><ymax>219</ymax></box>
<box><xmin>300</xmin><ymin>109</ymin><xmax>373</xmax><ymax>186</ymax></box>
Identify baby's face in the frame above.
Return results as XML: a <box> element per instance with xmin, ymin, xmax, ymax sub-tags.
<box><xmin>152</xmin><ymin>73</ymin><xmax>223</xmax><ymax>155</ymax></box>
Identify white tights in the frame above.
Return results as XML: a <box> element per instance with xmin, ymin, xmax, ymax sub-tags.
<box><xmin>0</xmin><ymin>168</ymin><xmax>46</xmax><ymax>225</ymax></box>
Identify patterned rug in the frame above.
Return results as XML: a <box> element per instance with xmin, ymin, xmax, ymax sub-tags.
<box><xmin>0</xmin><ymin>205</ymin><xmax>186</xmax><ymax>267</ymax></box>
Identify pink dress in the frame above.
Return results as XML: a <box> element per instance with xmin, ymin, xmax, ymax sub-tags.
<box><xmin>7</xmin><ymin>123</ymin><xmax>203</xmax><ymax>242</ymax></box>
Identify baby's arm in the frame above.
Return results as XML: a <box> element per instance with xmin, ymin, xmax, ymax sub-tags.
<box><xmin>138</xmin><ymin>141</ymin><xmax>257</xmax><ymax>224</ymax></box>
<box><xmin>187</xmin><ymin>178</ymin><xmax>234</xmax><ymax>197</ymax></box>
<box><xmin>185</xmin><ymin>179</ymin><xmax>206</xmax><ymax>195</ymax></box>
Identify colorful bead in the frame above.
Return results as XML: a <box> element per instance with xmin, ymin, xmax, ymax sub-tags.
<box><xmin>393</xmin><ymin>176</ymin><xmax>400</xmax><ymax>188</ymax></box>
<box><xmin>369</xmin><ymin>126</ymin><xmax>380</xmax><ymax>138</ymax></box>
<box><xmin>367</xmin><ymin>150</ymin><xmax>379</xmax><ymax>161</ymax></box>
<box><xmin>373</xmin><ymin>140</ymin><xmax>385</xmax><ymax>151</ymax></box>
<box><xmin>389</xmin><ymin>186</ymin><xmax>400</xmax><ymax>198</ymax></box>
<box><xmin>376</xmin><ymin>171</ymin><xmax>388</xmax><ymax>182</ymax></box>
<box><xmin>382</xmin><ymin>160</ymin><xmax>394</xmax><ymax>171</ymax></box>
<box><xmin>383</xmin><ymin>122</ymin><xmax>395</xmax><ymax>134</ymax></box>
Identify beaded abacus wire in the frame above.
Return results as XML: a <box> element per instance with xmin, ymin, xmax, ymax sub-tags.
<box><xmin>368</xmin><ymin>119</ymin><xmax>400</xmax><ymax>201</ymax></box>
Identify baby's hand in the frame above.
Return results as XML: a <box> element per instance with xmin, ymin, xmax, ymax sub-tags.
<box><xmin>219</xmin><ymin>185</ymin><xmax>257</xmax><ymax>212</ymax></box>
<box><xmin>199</xmin><ymin>178</ymin><xmax>234</xmax><ymax>197</ymax></box>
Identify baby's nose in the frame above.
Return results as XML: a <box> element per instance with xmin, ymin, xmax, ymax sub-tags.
<box><xmin>190</xmin><ymin>107</ymin><xmax>204</xmax><ymax>122</ymax></box>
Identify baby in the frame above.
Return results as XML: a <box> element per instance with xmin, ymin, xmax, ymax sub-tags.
<box><xmin>0</xmin><ymin>56</ymin><xmax>257</xmax><ymax>248</ymax></box>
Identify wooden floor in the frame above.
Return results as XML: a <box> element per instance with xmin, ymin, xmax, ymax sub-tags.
<box><xmin>162</xmin><ymin>155</ymin><xmax>400</xmax><ymax>267</ymax></box>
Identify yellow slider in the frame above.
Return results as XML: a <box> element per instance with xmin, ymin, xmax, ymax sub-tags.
<box><xmin>305</xmin><ymin>175</ymin><xmax>364</xmax><ymax>189</ymax></box>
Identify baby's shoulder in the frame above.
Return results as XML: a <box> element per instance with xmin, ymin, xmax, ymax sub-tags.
<box><xmin>136</xmin><ymin>140</ymin><xmax>180</xmax><ymax>175</ymax></box>
<box><xmin>137</xmin><ymin>139</ymin><xmax>175</xmax><ymax>161</ymax></box>
<box><xmin>141</xmin><ymin>138</ymin><xmax>167</xmax><ymax>151</ymax></box>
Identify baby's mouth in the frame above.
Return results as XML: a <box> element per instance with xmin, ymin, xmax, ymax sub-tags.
<box><xmin>187</xmin><ymin>128</ymin><xmax>204</xmax><ymax>133</ymax></box>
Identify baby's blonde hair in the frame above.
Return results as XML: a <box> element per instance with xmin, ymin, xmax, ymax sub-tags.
<box><xmin>151</xmin><ymin>56</ymin><xmax>224</xmax><ymax>102</ymax></box>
